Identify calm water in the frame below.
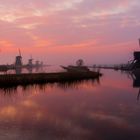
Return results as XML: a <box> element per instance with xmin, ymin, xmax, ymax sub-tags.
<box><xmin>0</xmin><ymin>70</ymin><xmax>140</xmax><ymax>140</ymax></box>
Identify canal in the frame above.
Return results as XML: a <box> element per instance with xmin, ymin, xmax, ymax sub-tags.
<box><xmin>0</xmin><ymin>69</ymin><xmax>139</xmax><ymax>140</ymax></box>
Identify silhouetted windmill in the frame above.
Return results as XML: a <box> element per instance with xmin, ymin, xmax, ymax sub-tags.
<box><xmin>15</xmin><ymin>49</ymin><xmax>22</xmax><ymax>67</ymax></box>
<box><xmin>28</xmin><ymin>55</ymin><xmax>33</xmax><ymax>67</ymax></box>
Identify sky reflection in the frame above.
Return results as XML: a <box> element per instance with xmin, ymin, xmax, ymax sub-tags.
<box><xmin>0</xmin><ymin>70</ymin><xmax>140</xmax><ymax>140</ymax></box>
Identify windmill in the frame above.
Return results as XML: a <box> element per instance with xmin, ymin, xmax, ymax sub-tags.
<box><xmin>28</xmin><ymin>55</ymin><xmax>33</xmax><ymax>67</ymax></box>
<box><xmin>76</xmin><ymin>59</ymin><xmax>84</xmax><ymax>66</ymax></box>
<box><xmin>15</xmin><ymin>49</ymin><xmax>23</xmax><ymax>67</ymax></box>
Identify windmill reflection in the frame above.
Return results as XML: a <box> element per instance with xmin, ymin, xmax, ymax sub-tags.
<box><xmin>137</xmin><ymin>89</ymin><xmax>140</xmax><ymax>101</ymax></box>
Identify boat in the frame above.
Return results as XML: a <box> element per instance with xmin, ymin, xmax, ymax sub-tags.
<box><xmin>61</xmin><ymin>65</ymin><xmax>90</xmax><ymax>72</ymax></box>
<box><xmin>61</xmin><ymin>59</ymin><xmax>90</xmax><ymax>72</ymax></box>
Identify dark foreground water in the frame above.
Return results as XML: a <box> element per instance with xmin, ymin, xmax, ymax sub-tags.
<box><xmin>0</xmin><ymin>70</ymin><xmax>140</xmax><ymax>140</ymax></box>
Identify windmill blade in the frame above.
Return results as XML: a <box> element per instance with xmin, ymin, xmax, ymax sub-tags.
<box><xmin>19</xmin><ymin>49</ymin><xmax>22</xmax><ymax>57</ymax></box>
<box><xmin>139</xmin><ymin>38</ymin><xmax>140</xmax><ymax>48</ymax></box>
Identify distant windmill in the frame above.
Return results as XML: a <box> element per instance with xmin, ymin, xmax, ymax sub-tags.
<box><xmin>28</xmin><ymin>54</ymin><xmax>33</xmax><ymax>67</ymax></box>
<box><xmin>15</xmin><ymin>49</ymin><xmax>22</xmax><ymax>67</ymax></box>
<box><xmin>30</xmin><ymin>54</ymin><xmax>33</xmax><ymax>60</ymax></box>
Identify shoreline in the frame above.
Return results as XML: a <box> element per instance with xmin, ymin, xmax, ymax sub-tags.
<box><xmin>0</xmin><ymin>71</ymin><xmax>101</xmax><ymax>87</ymax></box>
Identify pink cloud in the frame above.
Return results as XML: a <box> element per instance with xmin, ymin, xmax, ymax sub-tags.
<box><xmin>0</xmin><ymin>0</ymin><xmax>139</xmax><ymax>64</ymax></box>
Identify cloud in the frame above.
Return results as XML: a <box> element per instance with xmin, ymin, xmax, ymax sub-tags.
<box><xmin>0</xmin><ymin>0</ymin><xmax>139</xmax><ymax>64</ymax></box>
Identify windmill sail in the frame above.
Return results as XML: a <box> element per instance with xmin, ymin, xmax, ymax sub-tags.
<box><xmin>19</xmin><ymin>49</ymin><xmax>22</xmax><ymax>57</ymax></box>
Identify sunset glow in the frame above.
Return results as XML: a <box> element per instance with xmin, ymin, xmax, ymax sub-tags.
<box><xmin>0</xmin><ymin>0</ymin><xmax>139</xmax><ymax>64</ymax></box>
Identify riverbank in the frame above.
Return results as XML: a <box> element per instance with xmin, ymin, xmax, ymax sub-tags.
<box><xmin>0</xmin><ymin>71</ymin><xmax>101</xmax><ymax>87</ymax></box>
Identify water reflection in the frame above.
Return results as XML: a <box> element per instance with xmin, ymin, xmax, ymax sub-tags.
<box><xmin>57</xmin><ymin>78</ymin><xmax>100</xmax><ymax>90</ymax></box>
<box><xmin>0</xmin><ymin>70</ymin><xmax>140</xmax><ymax>140</ymax></box>
<box><xmin>0</xmin><ymin>78</ymin><xmax>100</xmax><ymax>96</ymax></box>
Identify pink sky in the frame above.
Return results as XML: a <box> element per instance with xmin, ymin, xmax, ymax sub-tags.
<box><xmin>0</xmin><ymin>0</ymin><xmax>140</xmax><ymax>65</ymax></box>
